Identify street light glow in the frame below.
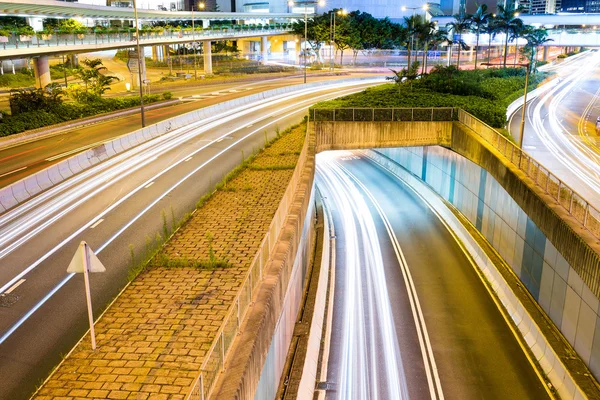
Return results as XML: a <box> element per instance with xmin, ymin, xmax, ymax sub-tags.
<box><xmin>401</xmin><ymin>6</ymin><xmax>407</xmax><ymax>11</ymax></box>
<box><xmin>422</xmin><ymin>3</ymin><xmax>429</xmax><ymax>10</ymax></box>
<box><xmin>198</xmin><ymin>2</ymin><xmax>205</xmax><ymax>9</ymax></box>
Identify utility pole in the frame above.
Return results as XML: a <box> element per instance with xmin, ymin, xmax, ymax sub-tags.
<box><xmin>132</xmin><ymin>0</ymin><xmax>145</xmax><ymax>128</ymax></box>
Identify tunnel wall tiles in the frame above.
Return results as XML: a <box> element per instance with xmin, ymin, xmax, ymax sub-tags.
<box><xmin>376</xmin><ymin>145</ymin><xmax>600</xmax><ymax>378</ymax></box>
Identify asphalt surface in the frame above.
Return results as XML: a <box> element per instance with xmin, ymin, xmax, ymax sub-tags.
<box><xmin>0</xmin><ymin>72</ymin><xmax>381</xmax><ymax>188</ymax></box>
<box><xmin>316</xmin><ymin>152</ymin><xmax>550</xmax><ymax>400</ymax></box>
<box><xmin>0</xmin><ymin>80</ymin><xmax>380</xmax><ymax>400</ymax></box>
<box><xmin>509</xmin><ymin>50</ymin><xmax>600</xmax><ymax>209</ymax></box>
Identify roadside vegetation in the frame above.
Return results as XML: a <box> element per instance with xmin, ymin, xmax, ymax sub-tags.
<box><xmin>314</xmin><ymin>66</ymin><xmax>548</xmax><ymax>128</ymax></box>
<box><xmin>0</xmin><ymin>58</ymin><xmax>173</xmax><ymax>136</ymax></box>
<box><xmin>127</xmin><ymin>121</ymin><xmax>306</xmax><ymax>280</ymax></box>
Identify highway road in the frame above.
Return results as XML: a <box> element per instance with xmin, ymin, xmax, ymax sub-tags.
<box><xmin>316</xmin><ymin>151</ymin><xmax>550</xmax><ymax>400</ymax></box>
<box><xmin>0</xmin><ymin>80</ymin><xmax>380</xmax><ymax>399</ymax></box>
<box><xmin>509</xmin><ymin>50</ymin><xmax>600</xmax><ymax>209</ymax></box>
<box><xmin>0</xmin><ymin>72</ymin><xmax>382</xmax><ymax>189</ymax></box>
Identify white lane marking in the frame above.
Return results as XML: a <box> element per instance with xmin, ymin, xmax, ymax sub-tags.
<box><xmin>317</xmin><ymin>157</ymin><xmax>409</xmax><ymax>399</ymax></box>
<box><xmin>144</xmin><ymin>182</ymin><xmax>154</xmax><ymax>189</ymax></box>
<box><xmin>333</xmin><ymin>157</ymin><xmax>445</xmax><ymax>400</ymax></box>
<box><xmin>90</xmin><ymin>219</ymin><xmax>104</xmax><ymax>229</ymax></box>
<box><xmin>0</xmin><ymin>83</ymin><xmax>374</xmax><ymax>291</ymax></box>
<box><xmin>0</xmin><ymin>85</ymin><xmax>372</xmax><ymax>345</ymax></box>
<box><xmin>0</xmin><ymin>166</ymin><xmax>27</xmax><ymax>178</ymax></box>
<box><xmin>185</xmin><ymin>157</ymin><xmax>192</xmax><ymax>162</ymax></box>
<box><xmin>216</xmin><ymin>138</ymin><xmax>224</xmax><ymax>143</ymax></box>
<box><xmin>3</xmin><ymin>279</ymin><xmax>25</xmax><ymax>294</ymax></box>
<box><xmin>245</xmin><ymin>124</ymin><xmax>254</xmax><ymax>128</ymax></box>
<box><xmin>361</xmin><ymin>149</ymin><xmax>554</xmax><ymax>399</ymax></box>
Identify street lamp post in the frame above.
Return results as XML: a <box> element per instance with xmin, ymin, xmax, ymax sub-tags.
<box><xmin>192</xmin><ymin>2</ymin><xmax>205</xmax><ymax>80</ymax></box>
<box><xmin>402</xmin><ymin>4</ymin><xmax>429</xmax><ymax>71</ymax></box>
<box><xmin>288</xmin><ymin>0</ymin><xmax>325</xmax><ymax>84</ymax></box>
<box><xmin>482</xmin><ymin>62</ymin><xmax>530</xmax><ymax>148</ymax></box>
<box><xmin>132</xmin><ymin>0</ymin><xmax>145</xmax><ymax>128</ymax></box>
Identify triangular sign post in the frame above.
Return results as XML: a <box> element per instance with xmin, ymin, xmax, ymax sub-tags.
<box><xmin>67</xmin><ymin>241</ymin><xmax>106</xmax><ymax>350</ymax></box>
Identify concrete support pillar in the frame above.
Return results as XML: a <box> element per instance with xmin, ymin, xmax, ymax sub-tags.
<box><xmin>543</xmin><ymin>46</ymin><xmax>549</xmax><ymax>62</ymax></box>
<box><xmin>203</xmin><ymin>40</ymin><xmax>212</xmax><ymax>74</ymax></box>
<box><xmin>152</xmin><ymin>45</ymin><xmax>159</xmax><ymax>61</ymax></box>
<box><xmin>261</xmin><ymin>36</ymin><xmax>268</xmax><ymax>65</ymax></box>
<box><xmin>33</xmin><ymin>56</ymin><xmax>51</xmax><ymax>89</ymax></box>
<box><xmin>68</xmin><ymin>54</ymin><xmax>78</xmax><ymax>68</ymax></box>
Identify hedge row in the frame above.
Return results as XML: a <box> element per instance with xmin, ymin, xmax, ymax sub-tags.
<box><xmin>313</xmin><ymin>68</ymin><xmax>547</xmax><ymax>128</ymax></box>
<box><xmin>0</xmin><ymin>94</ymin><xmax>161</xmax><ymax>137</ymax></box>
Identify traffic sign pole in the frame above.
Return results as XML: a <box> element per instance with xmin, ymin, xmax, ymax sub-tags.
<box><xmin>82</xmin><ymin>243</ymin><xmax>97</xmax><ymax>350</ymax></box>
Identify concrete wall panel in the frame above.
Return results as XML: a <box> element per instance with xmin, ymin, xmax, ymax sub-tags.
<box><xmin>23</xmin><ymin>175</ymin><xmax>42</xmax><ymax>197</ymax></box>
<box><xmin>0</xmin><ymin>186</ymin><xmax>18</xmax><ymax>211</ymax></box>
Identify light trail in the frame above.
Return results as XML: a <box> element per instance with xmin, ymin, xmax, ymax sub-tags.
<box><xmin>0</xmin><ymin>82</ymin><xmax>379</xmax><ymax>345</ymax></box>
<box><xmin>0</xmin><ymin>80</ymin><xmax>381</xmax><ymax>265</ymax></box>
<box><xmin>529</xmin><ymin>51</ymin><xmax>600</xmax><ymax>199</ymax></box>
<box><xmin>316</xmin><ymin>152</ymin><xmax>444</xmax><ymax>400</ymax></box>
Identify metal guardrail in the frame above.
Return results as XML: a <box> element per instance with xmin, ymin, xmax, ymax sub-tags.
<box><xmin>1</xmin><ymin>28</ymin><xmax>290</xmax><ymax>51</ymax></box>
<box><xmin>310</xmin><ymin>107</ymin><xmax>459</xmax><ymax>122</ymax></box>
<box><xmin>186</xmin><ymin>123</ymin><xmax>310</xmax><ymax>400</ymax></box>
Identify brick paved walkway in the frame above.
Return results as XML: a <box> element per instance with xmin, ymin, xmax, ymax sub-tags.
<box><xmin>33</xmin><ymin>124</ymin><xmax>306</xmax><ymax>400</ymax></box>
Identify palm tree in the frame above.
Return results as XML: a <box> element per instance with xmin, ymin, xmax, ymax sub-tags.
<box><xmin>509</xmin><ymin>19</ymin><xmax>526</xmax><ymax>66</ymax></box>
<box><xmin>484</xmin><ymin>16</ymin><xmax>499</xmax><ymax>65</ymax></box>
<box><xmin>470</xmin><ymin>3</ymin><xmax>489</xmax><ymax>69</ymax></box>
<box><xmin>417</xmin><ymin>20</ymin><xmax>437</xmax><ymax>74</ymax></box>
<box><xmin>495</xmin><ymin>4</ymin><xmax>525</xmax><ymax>67</ymax></box>
<box><xmin>446</xmin><ymin>13</ymin><xmax>472</xmax><ymax>69</ymax></box>
<box><xmin>404</xmin><ymin>14</ymin><xmax>427</xmax><ymax>72</ymax></box>
<box><xmin>523</xmin><ymin>28</ymin><xmax>553</xmax><ymax>73</ymax></box>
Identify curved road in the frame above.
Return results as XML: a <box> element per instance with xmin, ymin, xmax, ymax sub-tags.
<box><xmin>509</xmin><ymin>50</ymin><xmax>600</xmax><ymax>208</ymax></box>
<box><xmin>0</xmin><ymin>80</ymin><xmax>379</xmax><ymax>399</ymax></box>
<box><xmin>316</xmin><ymin>151</ymin><xmax>550</xmax><ymax>400</ymax></box>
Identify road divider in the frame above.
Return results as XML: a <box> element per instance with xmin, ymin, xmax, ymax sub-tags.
<box><xmin>0</xmin><ymin>77</ymin><xmax>383</xmax><ymax>215</ymax></box>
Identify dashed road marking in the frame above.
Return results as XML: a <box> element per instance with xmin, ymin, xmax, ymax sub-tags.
<box><xmin>90</xmin><ymin>219</ymin><xmax>104</xmax><ymax>229</ymax></box>
<box><xmin>4</xmin><ymin>279</ymin><xmax>26</xmax><ymax>295</ymax></box>
<box><xmin>0</xmin><ymin>166</ymin><xmax>27</xmax><ymax>178</ymax></box>
<box><xmin>144</xmin><ymin>182</ymin><xmax>155</xmax><ymax>189</ymax></box>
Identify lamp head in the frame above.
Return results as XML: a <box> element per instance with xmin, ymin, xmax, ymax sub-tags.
<box><xmin>401</xmin><ymin>6</ymin><xmax>407</xmax><ymax>11</ymax></box>
<box><xmin>422</xmin><ymin>3</ymin><xmax>429</xmax><ymax>10</ymax></box>
<box><xmin>198</xmin><ymin>2</ymin><xmax>205</xmax><ymax>9</ymax></box>
<box><xmin>288</xmin><ymin>0</ymin><xmax>294</xmax><ymax>6</ymax></box>
<box><xmin>318</xmin><ymin>0</ymin><xmax>325</xmax><ymax>6</ymax></box>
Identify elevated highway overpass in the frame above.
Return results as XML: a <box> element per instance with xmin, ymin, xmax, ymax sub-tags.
<box><xmin>0</xmin><ymin>0</ymin><xmax>304</xmax><ymax>87</ymax></box>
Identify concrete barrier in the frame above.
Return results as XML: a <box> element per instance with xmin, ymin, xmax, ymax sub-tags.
<box><xmin>364</xmin><ymin>148</ymin><xmax>587</xmax><ymax>400</ymax></box>
<box><xmin>0</xmin><ymin>186</ymin><xmax>18</xmax><ymax>211</ymax></box>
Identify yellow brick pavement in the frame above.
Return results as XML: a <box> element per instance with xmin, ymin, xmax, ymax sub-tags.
<box><xmin>33</xmin><ymin>124</ymin><xmax>306</xmax><ymax>400</ymax></box>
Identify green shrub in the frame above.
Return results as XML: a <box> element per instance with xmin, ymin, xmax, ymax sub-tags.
<box><xmin>0</xmin><ymin>94</ymin><xmax>162</xmax><ymax>136</ymax></box>
<box><xmin>312</xmin><ymin>67</ymin><xmax>549</xmax><ymax>128</ymax></box>
<box><xmin>162</xmin><ymin>91</ymin><xmax>173</xmax><ymax>100</ymax></box>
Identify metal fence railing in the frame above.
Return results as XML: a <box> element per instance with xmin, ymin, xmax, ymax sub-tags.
<box><xmin>186</xmin><ymin>120</ymin><xmax>310</xmax><ymax>400</ymax></box>
<box><xmin>310</xmin><ymin>107</ymin><xmax>459</xmax><ymax>123</ymax></box>
<box><xmin>0</xmin><ymin>28</ymin><xmax>290</xmax><ymax>51</ymax></box>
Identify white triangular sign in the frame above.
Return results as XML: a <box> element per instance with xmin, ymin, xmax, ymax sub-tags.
<box><xmin>67</xmin><ymin>241</ymin><xmax>106</xmax><ymax>274</ymax></box>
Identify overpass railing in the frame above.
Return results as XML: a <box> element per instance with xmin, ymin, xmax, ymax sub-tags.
<box><xmin>311</xmin><ymin>107</ymin><xmax>600</xmax><ymax>240</ymax></box>
<box><xmin>311</xmin><ymin>107</ymin><xmax>459</xmax><ymax>122</ymax></box>
<box><xmin>0</xmin><ymin>27</ymin><xmax>290</xmax><ymax>51</ymax></box>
